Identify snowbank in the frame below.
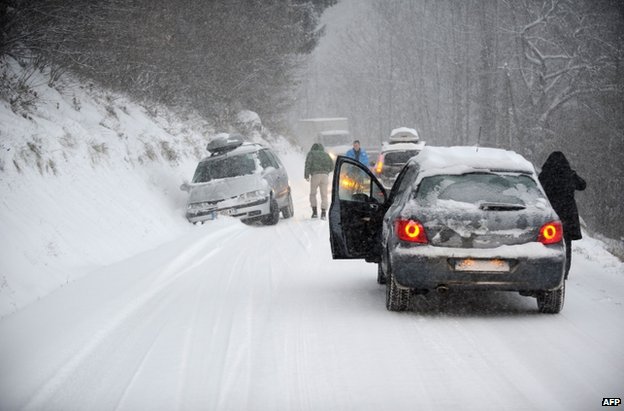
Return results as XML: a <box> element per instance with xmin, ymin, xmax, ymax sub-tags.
<box><xmin>0</xmin><ymin>60</ymin><xmax>302</xmax><ymax>317</ymax></box>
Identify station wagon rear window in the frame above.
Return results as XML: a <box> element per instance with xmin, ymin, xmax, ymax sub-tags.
<box><xmin>384</xmin><ymin>150</ymin><xmax>420</xmax><ymax>165</ymax></box>
<box><xmin>414</xmin><ymin>173</ymin><xmax>544</xmax><ymax>206</ymax></box>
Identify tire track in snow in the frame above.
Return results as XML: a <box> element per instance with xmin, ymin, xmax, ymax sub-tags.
<box><xmin>214</xmin><ymin>218</ymin><xmax>331</xmax><ymax>409</ymax></box>
<box><xmin>22</xmin><ymin>223</ymin><xmax>245</xmax><ymax>410</ymax></box>
<box><xmin>212</xmin><ymin>227</ymin><xmax>276</xmax><ymax>409</ymax></box>
<box><xmin>173</xmin><ymin>225</ymin><xmax>266</xmax><ymax>410</ymax></box>
<box><xmin>112</xmin><ymin>254</ymin><xmax>228</xmax><ymax>411</ymax></box>
<box><xmin>172</xmin><ymin>262</ymin><xmax>216</xmax><ymax>411</ymax></box>
<box><xmin>198</xmin><ymin>220</ymin><xmax>326</xmax><ymax>410</ymax></box>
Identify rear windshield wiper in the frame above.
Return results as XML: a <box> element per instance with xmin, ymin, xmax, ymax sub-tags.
<box><xmin>479</xmin><ymin>202</ymin><xmax>526</xmax><ymax>211</ymax></box>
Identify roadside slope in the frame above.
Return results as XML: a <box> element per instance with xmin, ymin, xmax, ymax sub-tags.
<box><xmin>0</xmin><ymin>59</ymin><xmax>303</xmax><ymax>317</ymax></box>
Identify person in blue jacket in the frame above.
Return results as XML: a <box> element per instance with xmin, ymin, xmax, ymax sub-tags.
<box><xmin>345</xmin><ymin>140</ymin><xmax>369</xmax><ymax>166</ymax></box>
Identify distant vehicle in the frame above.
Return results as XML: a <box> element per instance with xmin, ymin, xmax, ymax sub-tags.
<box><xmin>181</xmin><ymin>134</ymin><xmax>293</xmax><ymax>225</ymax></box>
<box><xmin>375</xmin><ymin>127</ymin><xmax>425</xmax><ymax>189</ymax></box>
<box><xmin>318</xmin><ymin>129</ymin><xmax>352</xmax><ymax>160</ymax></box>
<box><xmin>329</xmin><ymin>146</ymin><xmax>566</xmax><ymax>313</ymax></box>
<box><xmin>297</xmin><ymin>118</ymin><xmax>352</xmax><ymax>160</ymax></box>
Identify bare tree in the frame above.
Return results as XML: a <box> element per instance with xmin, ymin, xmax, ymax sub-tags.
<box><xmin>1</xmin><ymin>0</ymin><xmax>335</xmax><ymax>128</ymax></box>
<box><xmin>510</xmin><ymin>0</ymin><xmax>622</xmax><ymax>134</ymax></box>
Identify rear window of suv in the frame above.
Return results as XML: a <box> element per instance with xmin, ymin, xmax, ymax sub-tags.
<box><xmin>192</xmin><ymin>153</ymin><xmax>257</xmax><ymax>183</ymax></box>
<box><xmin>414</xmin><ymin>173</ymin><xmax>544</xmax><ymax>206</ymax></box>
<box><xmin>384</xmin><ymin>150</ymin><xmax>420</xmax><ymax>165</ymax></box>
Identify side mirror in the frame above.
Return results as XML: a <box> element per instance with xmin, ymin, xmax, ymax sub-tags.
<box><xmin>180</xmin><ymin>181</ymin><xmax>190</xmax><ymax>192</ymax></box>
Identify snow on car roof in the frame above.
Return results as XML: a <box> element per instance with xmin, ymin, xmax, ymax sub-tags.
<box><xmin>413</xmin><ymin>146</ymin><xmax>536</xmax><ymax>177</ymax></box>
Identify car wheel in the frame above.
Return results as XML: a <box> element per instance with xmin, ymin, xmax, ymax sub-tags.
<box><xmin>263</xmin><ymin>197</ymin><xmax>280</xmax><ymax>226</ymax></box>
<box><xmin>377</xmin><ymin>262</ymin><xmax>386</xmax><ymax>285</ymax></box>
<box><xmin>536</xmin><ymin>281</ymin><xmax>565</xmax><ymax>314</ymax></box>
<box><xmin>386</xmin><ymin>271</ymin><xmax>411</xmax><ymax>312</ymax></box>
<box><xmin>281</xmin><ymin>192</ymin><xmax>294</xmax><ymax>219</ymax></box>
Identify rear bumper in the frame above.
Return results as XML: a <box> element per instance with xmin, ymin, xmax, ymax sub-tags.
<box><xmin>390</xmin><ymin>243</ymin><xmax>565</xmax><ymax>292</ymax></box>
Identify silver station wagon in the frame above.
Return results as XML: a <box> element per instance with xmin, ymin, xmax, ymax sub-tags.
<box><xmin>329</xmin><ymin>146</ymin><xmax>566</xmax><ymax>313</ymax></box>
<box><xmin>181</xmin><ymin>134</ymin><xmax>293</xmax><ymax>225</ymax></box>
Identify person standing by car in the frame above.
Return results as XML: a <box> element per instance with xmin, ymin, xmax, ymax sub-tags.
<box><xmin>304</xmin><ymin>143</ymin><xmax>334</xmax><ymax>219</ymax></box>
<box><xmin>538</xmin><ymin>151</ymin><xmax>586</xmax><ymax>279</ymax></box>
<box><xmin>345</xmin><ymin>140</ymin><xmax>369</xmax><ymax>167</ymax></box>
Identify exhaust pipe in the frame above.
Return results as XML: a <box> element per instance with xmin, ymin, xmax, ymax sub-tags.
<box><xmin>436</xmin><ymin>285</ymin><xmax>449</xmax><ymax>294</ymax></box>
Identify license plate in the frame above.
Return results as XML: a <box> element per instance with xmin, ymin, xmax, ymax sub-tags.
<box><xmin>455</xmin><ymin>259</ymin><xmax>510</xmax><ymax>272</ymax></box>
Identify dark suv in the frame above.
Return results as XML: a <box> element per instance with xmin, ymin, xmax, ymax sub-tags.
<box><xmin>375</xmin><ymin>141</ymin><xmax>426</xmax><ymax>189</ymax></box>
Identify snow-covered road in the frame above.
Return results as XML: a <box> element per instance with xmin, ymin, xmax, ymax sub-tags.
<box><xmin>1</xmin><ymin>190</ymin><xmax>623</xmax><ymax>411</ymax></box>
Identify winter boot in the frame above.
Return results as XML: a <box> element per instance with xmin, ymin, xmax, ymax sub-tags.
<box><xmin>311</xmin><ymin>207</ymin><xmax>318</xmax><ymax>218</ymax></box>
<box><xmin>321</xmin><ymin>209</ymin><xmax>327</xmax><ymax>220</ymax></box>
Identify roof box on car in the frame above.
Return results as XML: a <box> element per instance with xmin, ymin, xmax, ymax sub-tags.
<box><xmin>206</xmin><ymin>133</ymin><xmax>244</xmax><ymax>155</ymax></box>
<box><xmin>389</xmin><ymin>127</ymin><xmax>419</xmax><ymax>143</ymax></box>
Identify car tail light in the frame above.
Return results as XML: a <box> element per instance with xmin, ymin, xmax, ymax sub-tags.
<box><xmin>375</xmin><ymin>154</ymin><xmax>384</xmax><ymax>174</ymax></box>
<box><xmin>396</xmin><ymin>219</ymin><xmax>428</xmax><ymax>244</ymax></box>
<box><xmin>538</xmin><ymin>221</ymin><xmax>563</xmax><ymax>244</ymax></box>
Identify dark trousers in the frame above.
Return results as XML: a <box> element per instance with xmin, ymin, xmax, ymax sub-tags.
<box><xmin>564</xmin><ymin>235</ymin><xmax>572</xmax><ymax>279</ymax></box>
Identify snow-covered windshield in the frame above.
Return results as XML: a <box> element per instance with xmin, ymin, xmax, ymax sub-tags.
<box><xmin>414</xmin><ymin>173</ymin><xmax>544</xmax><ymax>207</ymax></box>
<box><xmin>192</xmin><ymin>153</ymin><xmax>257</xmax><ymax>183</ymax></box>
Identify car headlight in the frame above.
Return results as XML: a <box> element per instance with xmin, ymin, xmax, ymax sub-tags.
<box><xmin>239</xmin><ymin>190</ymin><xmax>268</xmax><ymax>201</ymax></box>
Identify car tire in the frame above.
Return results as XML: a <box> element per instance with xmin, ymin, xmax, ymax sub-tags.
<box><xmin>281</xmin><ymin>192</ymin><xmax>294</xmax><ymax>219</ymax></box>
<box><xmin>263</xmin><ymin>197</ymin><xmax>280</xmax><ymax>226</ymax></box>
<box><xmin>386</xmin><ymin>271</ymin><xmax>411</xmax><ymax>312</ymax></box>
<box><xmin>377</xmin><ymin>262</ymin><xmax>386</xmax><ymax>285</ymax></box>
<box><xmin>536</xmin><ymin>281</ymin><xmax>565</xmax><ymax>314</ymax></box>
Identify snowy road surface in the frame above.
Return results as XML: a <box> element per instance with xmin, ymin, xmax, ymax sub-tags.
<box><xmin>1</xmin><ymin>193</ymin><xmax>623</xmax><ymax>411</ymax></box>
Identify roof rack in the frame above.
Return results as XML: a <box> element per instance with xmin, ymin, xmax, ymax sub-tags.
<box><xmin>206</xmin><ymin>134</ymin><xmax>244</xmax><ymax>155</ymax></box>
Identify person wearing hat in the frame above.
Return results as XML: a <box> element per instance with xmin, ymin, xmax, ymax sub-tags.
<box><xmin>345</xmin><ymin>140</ymin><xmax>369</xmax><ymax>166</ymax></box>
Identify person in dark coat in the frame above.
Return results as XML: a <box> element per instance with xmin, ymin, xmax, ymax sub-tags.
<box><xmin>538</xmin><ymin>151</ymin><xmax>586</xmax><ymax>278</ymax></box>
<box><xmin>304</xmin><ymin>143</ymin><xmax>334</xmax><ymax>219</ymax></box>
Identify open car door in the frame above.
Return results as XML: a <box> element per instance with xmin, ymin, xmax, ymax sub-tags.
<box><xmin>329</xmin><ymin>156</ymin><xmax>387</xmax><ymax>262</ymax></box>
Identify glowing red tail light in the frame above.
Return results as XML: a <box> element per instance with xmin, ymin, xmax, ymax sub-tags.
<box><xmin>375</xmin><ymin>154</ymin><xmax>384</xmax><ymax>174</ymax></box>
<box><xmin>538</xmin><ymin>221</ymin><xmax>563</xmax><ymax>245</ymax></box>
<box><xmin>396</xmin><ymin>219</ymin><xmax>428</xmax><ymax>244</ymax></box>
